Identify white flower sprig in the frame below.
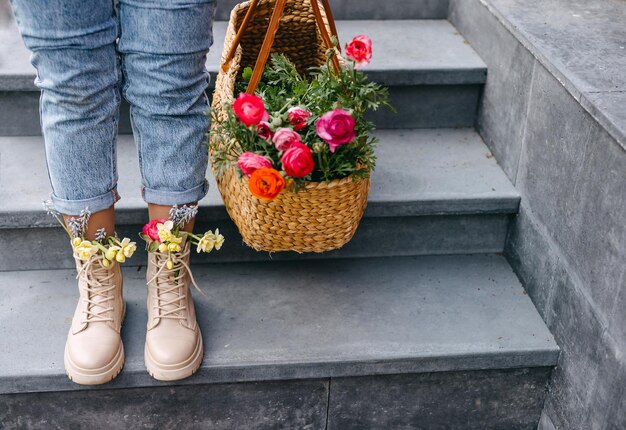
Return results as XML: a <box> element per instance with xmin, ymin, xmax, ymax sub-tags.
<box><xmin>169</xmin><ymin>204</ymin><xmax>199</xmax><ymax>228</ymax></box>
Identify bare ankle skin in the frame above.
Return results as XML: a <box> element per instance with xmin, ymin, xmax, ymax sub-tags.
<box><xmin>64</xmin><ymin>206</ymin><xmax>115</xmax><ymax>240</ymax></box>
<box><xmin>148</xmin><ymin>202</ymin><xmax>197</xmax><ymax>232</ymax></box>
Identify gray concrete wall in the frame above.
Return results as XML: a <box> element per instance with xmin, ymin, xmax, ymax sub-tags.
<box><xmin>449</xmin><ymin>1</ymin><xmax>626</xmax><ymax>429</ymax></box>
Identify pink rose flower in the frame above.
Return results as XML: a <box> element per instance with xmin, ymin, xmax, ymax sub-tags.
<box><xmin>345</xmin><ymin>35</ymin><xmax>373</xmax><ymax>68</ymax></box>
<box><xmin>257</xmin><ymin>121</ymin><xmax>273</xmax><ymax>140</ymax></box>
<box><xmin>233</xmin><ymin>93</ymin><xmax>269</xmax><ymax>126</ymax></box>
<box><xmin>287</xmin><ymin>106</ymin><xmax>311</xmax><ymax>131</ymax></box>
<box><xmin>272</xmin><ymin>128</ymin><xmax>301</xmax><ymax>151</ymax></box>
<box><xmin>142</xmin><ymin>219</ymin><xmax>166</xmax><ymax>242</ymax></box>
<box><xmin>237</xmin><ymin>152</ymin><xmax>273</xmax><ymax>177</ymax></box>
<box><xmin>315</xmin><ymin>109</ymin><xmax>356</xmax><ymax>152</ymax></box>
<box><xmin>281</xmin><ymin>142</ymin><xmax>315</xmax><ymax>178</ymax></box>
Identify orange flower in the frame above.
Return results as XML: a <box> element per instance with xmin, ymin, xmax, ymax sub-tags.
<box><xmin>248</xmin><ymin>168</ymin><xmax>285</xmax><ymax>200</ymax></box>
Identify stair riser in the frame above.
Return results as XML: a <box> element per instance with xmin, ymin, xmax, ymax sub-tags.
<box><xmin>1</xmin><ymin>214</ymin><xmax>510</xmax><ymax>271</ymax></box>
<box><xmin>0</xmin><ymin>84</ymin><xmax>480</xmax><ymax>135</ymax></box>
<box><xmin>214</xmin><ymin>0</ymin><xmax>450</xmax><ymax>21</ymax></box>
<box><xmin>0</xmin><ymin>368</ymin><xmax>550</xmax><ymax>430</ymax></box>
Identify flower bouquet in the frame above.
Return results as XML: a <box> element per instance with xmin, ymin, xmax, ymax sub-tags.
<box><xmin>139</xmin><ymin>205</ymin><xmax>224</xmax><ymax>270</ymax></box>
<box><xmin>210</xmin><ymin>0</ymin><xmax>390</xmax><ymax>253</ymax></box>
<box><xmin>44</xmin><ymin>201</ymin><xmax>137</xmax><ymax>266</ymax></box>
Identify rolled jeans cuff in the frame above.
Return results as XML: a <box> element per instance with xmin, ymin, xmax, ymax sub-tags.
<box><xmin>51</xmin><ymin>188</ymin><xmax>120</xmax><ymax>216</ymax></box>
<box><xmin>142</xmin><ymin>179</ymin><xmax>209</xmax><ymax>206</ymax></box>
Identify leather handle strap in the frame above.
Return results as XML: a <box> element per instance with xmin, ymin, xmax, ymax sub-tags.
<box><xmin>221</xmin><ymin>0</ymin><xmax>262</xmax><ymax>73</ymax></box>
<box><xmin>309</xmin><ymin>0</ymin><xmax>341</xmax><ymax>76</ymax></box>
<box><xmin>221</xmin><ymin>0</ymin><xmax>341</xmax><ymax>94</ymax></box>
<box><xmin>246</xmin><ymin>0</ymin><xmax>288</xmax><ymax>93</ymax></box>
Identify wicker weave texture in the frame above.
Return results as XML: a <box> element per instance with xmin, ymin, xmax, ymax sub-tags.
<box><xmin>211</xmin><ymin>0</ymin><xmax>370</xmax><ymax>253</ymax></box>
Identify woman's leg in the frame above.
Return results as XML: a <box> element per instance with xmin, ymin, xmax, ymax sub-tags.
<box><xmin>11</xmin><ymin>0</ymin><xmax>124</xmax><ymax>385</ymax></box>
<box><xmin>118</xmin><ymin>0</ymin><xmax>215</xmax><ymax>381</ymax></box>
<box><xmin>119</xmin><ymin>0</ymin><xmax>214</xmax><ymax>214</ymax></box>
<box><xmin>11</xmin><ymin>0</ymin><xmax>121</xmax><ymax>235</ymax></box>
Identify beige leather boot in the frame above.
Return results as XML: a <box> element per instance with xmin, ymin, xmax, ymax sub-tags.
<box><xmin>65</xmin><ymin>253</ymin><xmax>125</xmax><ymax>385</ymax></box>
<box><xmin>145</xmin><ymin>239</ymin><xmax>203</xmax><ymax>381</ymax></box>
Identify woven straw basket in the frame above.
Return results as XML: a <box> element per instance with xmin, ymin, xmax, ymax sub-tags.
<box><xmin>210</xmin><ymin>0</ymin><xmax>370</xmax><ymax>253</ymax></box>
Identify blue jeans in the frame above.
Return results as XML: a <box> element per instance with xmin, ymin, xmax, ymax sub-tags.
<box><xmin>10</xmin><ymin>0</ymin><xmax>215</xmax><ymax>215</ymax></box>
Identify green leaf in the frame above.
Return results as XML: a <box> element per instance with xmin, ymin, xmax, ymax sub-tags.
<box><xmin>242</xmin><ymin>67</ymin><xmax>253</xmax><ymax>82</ymax></box>
<box><xmin>148</xmin><ymin>241</ymin><xmax>160</xmax><ymax>252</ymax></box>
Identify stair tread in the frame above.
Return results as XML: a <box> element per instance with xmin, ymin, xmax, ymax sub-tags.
<box><xmin>0</xmin><ymin>20</ymin><xmax>486</xmax><ymax>92</ymax></box>
<box><xmin>0</xmin><ymin>128</ymin><xmax>520</xmax><ymax>228</ymax></box>
<box><xmin>0</xmin><ymin>254</ymin><xmax>559</xmax><ymax>394</ymax></box>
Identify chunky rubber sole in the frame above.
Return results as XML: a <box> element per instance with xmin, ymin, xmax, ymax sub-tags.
<box><xmin>64</xmin><ymin>302</ymin><xmax>126</xmax><ymax>386</ymax></box>
<box><xmin>144</xmin><ymin>333</ymin><xmax>203</xmax><ymax>381</ymax></box>
<box><xmin>64</xmin><ymin>342</ymin><xmax>125</xmax><ymax>386</ymax></box>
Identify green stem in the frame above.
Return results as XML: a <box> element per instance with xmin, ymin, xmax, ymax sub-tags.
<box><xmin>93</xmin><ymin>242</ymin><xmax>109</xmax><ymax>254</ymax></box>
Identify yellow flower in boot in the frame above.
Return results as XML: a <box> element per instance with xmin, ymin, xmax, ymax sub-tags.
<box><xmin>196</xmin><ymin>232</ymin><xmax>215</xmax><ymax>253</ymax></box>
<box><xmin>214</xmin><ymin>229</ymin><xmax>225</xmax><ymax>251</ymax></box>
<box><xmin>157</xmin><ymin>220</ymin><xmax>174</xmax><ymax>243</ymax></box>
<box><xmin>119</xmin><ymin>237</ymin><xmax>137</xmax><ymax>258</ymax></box>
<box><xmin>167</xmin><ymin>242</ymin><xmax>181</xmax><ymax>253</ymax></box>
<box><xmin>74</xmin><ymin>240</ymin><xmax>98</xmax><ymax>260</ymax></box>
<box><xmin>105</xmin><ymin>246</ymin><xmax>120</xmax><ymax>261</ymax></box>
<box><xmin>158</xmin><ymin>243</ymin><xmax>168</xmax><ymax>253</ymax></box>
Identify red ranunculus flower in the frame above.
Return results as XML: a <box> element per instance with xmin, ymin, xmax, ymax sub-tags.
<box><xmin>257</xmin><ymin>121</ymin><xmax>273</xmax><ymax>140</ymax></box>
<box><xmin>142</xmin><ymin>219</ymin><xmax>166</xmax><ymax>242</ymax></box>
<box><xmin>345</xmin><ymin>35</ymin><xmax>373</xmax><ymax>68</ymax></box>
<box><xmin>281</xmin><ymin>142</ymin><xmax>315</xmax><ymax>178</ymax></box>
<box><xmin>233</xmin><ymin>93</ymin><xmax>269</xmax><ymax>126</ymax></box>
<box><xmin>315</xmin><ymin>109</ymin><xmax>356</xmax><ymax>153</ymax></box>
<box><xmin>287</xmin><ymin>106</ymin><xmax>311</xmax><ymax>131</ymax></box>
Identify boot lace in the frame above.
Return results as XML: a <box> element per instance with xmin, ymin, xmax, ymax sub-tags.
<box><xmin>147</xmin><ymin>246</ymin><xmax>202</xmax><ymax>320</ymax></box>
<box><xmin>76</xmin><ymin>256</ymin><xmax>116</xmax><ymax>324</ymax></box>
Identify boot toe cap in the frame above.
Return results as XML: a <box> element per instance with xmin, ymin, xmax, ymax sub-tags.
<box><xmin>146</xmin><ymin>325</ymin><xmax>200</xmax><ymax>367</ymax></box>
<box><xmin>66</xmin><ymin>328</ymin><xmax>121</xmax><ymax>370</ymax></box>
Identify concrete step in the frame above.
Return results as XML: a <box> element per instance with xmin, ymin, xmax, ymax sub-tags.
<box><xmin>0</xmin><ymin>128</ymin><xmax>520</xmax><ymax>271</ymax></box>
<box><xmin>214</xmin><ymin>0</ymin><xmax>451</xmax><ymax>21</ymax></box>
<box><xmin>0</xmin><ymin>20</ymin><xmax>486</xmax><ymax>135</ymax></box>
<box><xmin>0</xmin><ymin>254</ymin><xmax>559</xmax><ymax>428</ymax></box>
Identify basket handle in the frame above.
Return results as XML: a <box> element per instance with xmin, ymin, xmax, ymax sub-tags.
<box><xmin>221</xmin><ymin>0</ymin><xmax>341</xmax><ymax>94</ymax></box>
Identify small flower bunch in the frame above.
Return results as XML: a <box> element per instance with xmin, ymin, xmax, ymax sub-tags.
<box><xmin>139</xmin><ymin>204</ymin><xmax>224</xmax><ymax>269</ymax></box>
<box><xmin>211</xmin><ymin>35</ymin><xmax>391</xmax><ymax>201</ymax></box>
<box><xmin>44</xmin><ymin>200</ymin><xmax>136</xmax><ymax>267</ymax></box>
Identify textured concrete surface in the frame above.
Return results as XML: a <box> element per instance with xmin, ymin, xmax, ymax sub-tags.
<box><xmin>0</xmin><ymin>214</ymin><xmax>511</xmax><ymax>271</ymax></box>
<box><xmin>0</xmin><ymin>128</ymin><xmax>519</xmax><ymax>225</ymax></box>
<box><xmin>516</xmin><ymin>64</ymin><xmax>626</xmax><ymax>318</ymax></box>
<box><xmin>507</xmin><ymin>205</ymin><xmax>626</xmax><ymax>430</ymax></box>
<box><xmin>0</xmin><ymin>369</ymin><xmax>554</xmax><ymax>429</ymax></box>
<box><xmin>327</xmin><ymin>368</ymin><xmax>552</xmax><ymax>429</ymax></box>
<box><xmin>449</xmin><ymin>1</ymin><xmax>626</xmax><ymax>428</ymax></box>
<box><xmin>0</xmin><ymin>379</ymin><xmax>329</xmax><ymax>429</ymax></box>
<box><xmin>370</xmin><ymin>84</ymin><xmax>481</xmax><ymax>129</ymax></box>
<box><xmin>0</xmin><ymin>254</ymin><xmax>558</xmax><ymax>394</ymax></box>
<box><xmin>0</xmin><ymin>20</ymin><xmax>486</xmax><ymax>91</ymax></box>
<box><xmin>0</xmin><ymin>128</ymin><xmax>519</xmax><ymax>269</ymax></box>
<box><xmin>456</xmin><ymin>0</ymin><xmax>626</xmax><ymax>149</ymax></box>
<box><xmin>0</xmin><ymin>19</ymin><xmax>487</xmax><ymax>134</ymax></box>
<box><xmin>214</xmin><ymin>0</ymin><xmax>450</xmax><ymax>21</ymax></box>
<box><xmin>449</xmin><ymin>0</ymin><xmax>535</xmax><ymax>180</ymax></box>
